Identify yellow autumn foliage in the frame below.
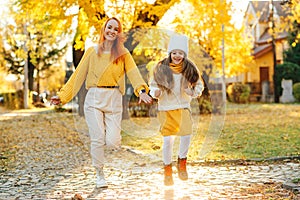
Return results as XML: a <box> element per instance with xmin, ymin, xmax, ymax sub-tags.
<box><xmin>169</xmin><ymin>0</ymin><xmax>254</xmax><ymax>77</ymax></box>
<box><xmin>6</xmin><ymin>0</ymin><xmax>256</xmax><ymax>78</ymax></box>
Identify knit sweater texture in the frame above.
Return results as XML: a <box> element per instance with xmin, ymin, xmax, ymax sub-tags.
<box><xmin>58</xmin><ymin>46</ymin><xmax>148</xmax><ymax>105</ymax></box>
<box><xmin>149</xmin><ymin>64</ymin><xmax>204</xmax><ymax>111</ymax></box>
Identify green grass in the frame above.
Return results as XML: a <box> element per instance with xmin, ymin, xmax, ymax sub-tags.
<box><xmin>121</xmin><ymin>103</ymin><xmax>300</xmax><ymax>162</ymax></box>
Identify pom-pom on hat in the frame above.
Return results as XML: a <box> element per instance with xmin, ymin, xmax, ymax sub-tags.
<box><xmin>167</xmin><ymin>34</ymin><xmax>189</xmax><ymax>56</ymax></box>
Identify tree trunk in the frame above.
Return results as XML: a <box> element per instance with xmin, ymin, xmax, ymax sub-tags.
<box><xmin>122</xmin><ymin>85</ymin><xmax>129</xmax><ymax>119</ymax></box>
<box><xmin>78</xmin><ymin>83</ymin><xmax>87</xmax><ymax>116</ymax></box>
<box><xmin>28</xmin><ymin>54</ymin><xmax>35</xmax><ymax>92</ymax></box>
<box><xmin>36</xmin><ymin>68</ymin><xmax>40</xmax><ymax>95</ymax></box>
<box><xmin>72</xmin><ymin>41</ymin><xmax>86</xmax><ymax>117</ymax></box>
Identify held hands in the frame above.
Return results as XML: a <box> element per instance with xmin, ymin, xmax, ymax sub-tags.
<box><xmin>184</xmin><ymin>87</ymin><xmax>194</xmax><ymax>96</ymax></box>
<box><xmin>154</xmin><ymin>89</ymin><xmax>162</xmax><ymax>97</ymax></box>
<box><xmin>183</xmin><ymin>82</ymin><xmax>195</xmax><ymax>96</ymax></box>
<box><xmin>138</xmin><ymin>93</ymin><xmax>152</xmax><ymax>104</ymax></box>
<box><xmin>50</xmin><ymin>96</ymin><xmax>61</xmax><ymax>106</ymax></box>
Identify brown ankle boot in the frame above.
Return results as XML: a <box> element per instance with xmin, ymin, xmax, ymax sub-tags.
<box><xmin>164</xmin><ymin>164</ymin><xmax>174</xmax><ymax>186</ymax></box>
<box><xmin>177</xmin><ymin>157</ymin><xmax>188</xmax><ymax>180</ymax></box>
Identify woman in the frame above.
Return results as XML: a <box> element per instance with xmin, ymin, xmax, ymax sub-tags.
<box><xmin>51</xmin><ymin>17</ymin><xmax>152</xmax><ymax>188</ymax></box>
<box><xmin>149</xmin><ymin>34</ymin><xmax>204</xmax><ymax>186</ymax></box>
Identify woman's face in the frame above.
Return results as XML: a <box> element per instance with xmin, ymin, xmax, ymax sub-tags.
<box><xmin>104</xmin><ymin>19</ymin><xmax>119</xmax><ymax>41</ymax></box>
<box><xmin>170</xmin><ymin>50</ymin><xmax>185</xmax><ymax>64</ymax></box>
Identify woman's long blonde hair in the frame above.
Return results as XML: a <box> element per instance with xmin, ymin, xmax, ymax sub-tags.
<box><xmin>153</xmin><ymin>55</ymin><xmax>200</xmax><ymax>94</ymax></box>
<box><xmin>97</xmin><ymin>17</ymin><xmax>126</xmax><ymax>64</ymax></box>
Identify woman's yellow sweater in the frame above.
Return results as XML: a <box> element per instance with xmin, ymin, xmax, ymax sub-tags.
<box><xmin>58</xmin><ymin>46</ymin><xmax>149</xmax><ymax>105</ymax></box>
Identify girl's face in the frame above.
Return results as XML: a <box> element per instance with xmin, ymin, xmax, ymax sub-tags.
<box><xmin>104</xmin><ymin>19</ymin><xmax>119</xmax><ymax>41</ymax></box>
<box><xmin>170</xmin><ymin>50</ymin><xmax>185</xmax><ymax>64</ymax></box>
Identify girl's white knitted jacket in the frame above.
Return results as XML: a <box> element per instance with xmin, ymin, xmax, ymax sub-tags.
<box><xmin>149</xmin><ymin>73</ymin><xmax>204</xmax><ymax>111</ymax></box>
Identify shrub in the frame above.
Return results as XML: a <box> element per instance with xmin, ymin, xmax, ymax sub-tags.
<box><xmin>2</xmin><ymin>90</ymin><xmax>24</xmax><ymax>109</ymax></box>
<box><xmin>293</xmin><ymin>82</ymin><xmax>300</xmax><ymax>102</ymax></box>
<box><xmin>197</xmin><ymin>95</ymin><xmax>212</xmax><ymax>114</ymax></box>
<box><xmin>227</xmin><ymin>83</ymin><xmax>251</xmax><ymax>103</ymax></box>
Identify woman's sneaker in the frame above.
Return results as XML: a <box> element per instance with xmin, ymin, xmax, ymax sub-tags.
<box><xmin>96</xmin><ymin>168</ymin><xmax>108</xmax><ymax>188</ymax></box>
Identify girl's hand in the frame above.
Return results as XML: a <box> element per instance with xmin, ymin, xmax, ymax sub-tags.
<box><xmin>154</xmin><ymin>89</ymin><xmax>162</xmax><ymax>97</ymax></box>
<box><xmin>50</xmin><ymin>96</ymin><xmax>61</xmax><ymax>105</ymax></box>
<box><xmin>138</xmin><ymin>93</ymin><xmax>152</xmax><ymax>104</ymax></box>
<box><xmin>184</xmin><ymin>87</ymin><xmax>194</xmax><ymax>96</ymax></box>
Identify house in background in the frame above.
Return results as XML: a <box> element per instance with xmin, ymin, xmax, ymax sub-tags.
<box><xmin>243</xmin><ymin>1</ymin><xmax>289</xmax><ymax>102</ymax></box>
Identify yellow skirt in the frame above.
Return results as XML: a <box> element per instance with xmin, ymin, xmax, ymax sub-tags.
<box><xmin>158</xmin><ymin>108</ymin><xmax>193</xmax><ymax>136</ymax></box>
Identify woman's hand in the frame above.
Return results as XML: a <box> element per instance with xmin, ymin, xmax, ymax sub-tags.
<box><xmin>138</xmin><ymin>93</ymin><xmax>152</xmax><ymax>104</ymax></box>
<box><xmin>50</xmin><ymin>96</ymin><xmax>61</xmax><ymax>105</ymax></box>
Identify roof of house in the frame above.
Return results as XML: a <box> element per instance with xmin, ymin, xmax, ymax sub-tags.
<box><xmin>247</xmin><ymin>1</ymin><xmax>289</xmax><ymax>57</ymax></box>
<box><xmin>254</xmin><ymin>29</ymin><xmax>288</xmax><ymax>58</ymax></box>
<box><xmin>253</xmin><ymin>43</ymin><xmax>272</xmax><ymax>58</ymax></box>
<box><xmin>248</xmin><ymin>1</ymin><xmax>289</xmax><ymax>23</ymax></box>
<box><xmin>257</xmin><ymin>28</ymin><xmax>288</xmax><ymax>45</ymax></box>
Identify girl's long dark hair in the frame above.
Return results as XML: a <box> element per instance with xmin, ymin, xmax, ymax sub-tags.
<box><xmin>153</xmin><ymin>55</ymin><xmax>200</xmax><ymax>94</ymax></box>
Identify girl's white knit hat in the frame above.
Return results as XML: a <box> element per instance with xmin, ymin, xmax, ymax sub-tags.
<box><xmin>167</xmin><ymin>34</ymin><xmax>189</xmax><ymax>56</ymax></box>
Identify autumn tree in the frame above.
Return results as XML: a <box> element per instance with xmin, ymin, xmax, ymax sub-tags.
<box><xmin>1</xmin><ymin>22</ymin><xmax>67</xmax><ymax>94</ymax></box>
<box><xmin>0</xmin><ymin>1</ymin><xmax>71</xmax><ymax>108</ymax></box>
<box><xmin>1</xmin><ymin>25</ymin><xmax>25</xmax><ymax>76</ymax></box>
<box><xmin>284</xmin><ymin>22</ymin><xmax>300</xmax><ymax>65</ymax></box>
<box><xmin>0</xmin><ymin>28</ymin><xmax>9</xmax><ymax>93</ymax></box>
<box><xmin>280</xmin><ymin>0</ymin><xmax>300</xmax><ymax>65</ymax></box>
<box><xmin>169</xmin><ymin>0</ymin><xmax>254</xmax><ymax>77</ymax></box>
<box><xmin>283</xmin><ymin>0</ymin><xmax>300</xmax><ymax>37</ymax></box>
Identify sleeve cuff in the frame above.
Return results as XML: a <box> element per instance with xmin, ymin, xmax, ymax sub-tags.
<box><xmin>135</xmin><ymin>85</ymin><xmax>150</xmax><ymax>97</ymax></box>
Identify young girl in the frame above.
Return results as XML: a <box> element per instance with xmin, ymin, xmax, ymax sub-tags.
<box><xmin>51</xmin><ymin>17</ymin><xmax>152</xmax><ymax>188</ymax></box>
<box><xmin>149</xmin><ymin>34</ymin><xmax>204</xmax><ymax>186</ymax></box>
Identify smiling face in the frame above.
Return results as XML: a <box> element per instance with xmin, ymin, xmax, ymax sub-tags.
<box><xmin>104</xmin><ymin>19</ymin><xmax>119</xmax><ymax>41</ymax></box>
<box><xmin>170</xmin><ymin>50</ymin><xmax>185</xmax><ymax>64</ymax></box>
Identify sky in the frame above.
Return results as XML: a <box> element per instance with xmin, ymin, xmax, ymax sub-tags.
<box><xmin>230</xmin><ymin>0</ymin><xmax>250</xmax><ymax>28</ymax></box>
<box><xmin>0</xmin><ymin>0</ymin><xmax>11</xmax><ymax>28</ymax></box>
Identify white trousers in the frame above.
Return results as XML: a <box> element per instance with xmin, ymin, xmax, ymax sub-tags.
<box><xmin>163</xmin><ymin>135</ymin><xmax>191</xmax><ymax>165</ymax></box>
<box><xmin>84</xmin><ymin>87</ymin><xmax>122</xmax><ymax>169</ymax></box>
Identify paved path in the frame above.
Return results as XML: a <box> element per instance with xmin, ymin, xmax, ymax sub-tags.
<box><xmin>1</xmin><ymin>147</ymin><xmax>300</xmax><ymax>200</ymax></box>
<box><xmin>0</xmin><ymin>109</ymin><xmax>300</xmax><ymax>199</ymax></box>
